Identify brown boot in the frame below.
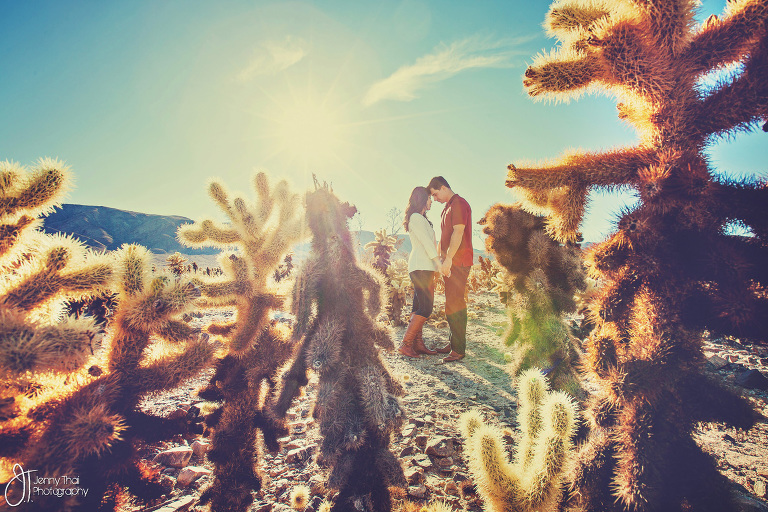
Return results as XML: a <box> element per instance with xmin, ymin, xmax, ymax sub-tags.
<box><xmin>412</xmin><ymin>315</ymin><xmax>437</xmax><ymax>355</ymax></box>
<box><xmin>442</xmin><ymin>351</ymin><xmax>465</xmax><ymax>363</ymax></box>
<box><xmin>398</xmin><ymin>314</ymin><xmax>421</xmax><ymax>358</ymax></box>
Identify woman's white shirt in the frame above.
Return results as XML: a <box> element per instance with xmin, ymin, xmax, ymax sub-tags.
<box><xmin>408</xmin><ymin>213</ymin><xmax>439</xmax><ymax>273</ymax></box>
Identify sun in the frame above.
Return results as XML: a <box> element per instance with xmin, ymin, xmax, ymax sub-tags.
<box><xmin>275</xmin><ymin>99</ymin><xmax>344</xmax><ymax>164</ymax></box>
<box><xmin>256</xmin><ymin>84</ymin><xmax>353</xmax><ymax>171</ymax></box>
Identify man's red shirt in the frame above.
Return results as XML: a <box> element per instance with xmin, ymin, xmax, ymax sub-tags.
<box><xmin>440</xmin><ymin>193</ymin><xmax>474</xmax><ymax>267</ymax></box>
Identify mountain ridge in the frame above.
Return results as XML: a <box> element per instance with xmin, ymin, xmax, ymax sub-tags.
<box><xmin>42</xmin><ymin>204</ymin><xmax>489</xmax><ymax>262</ymax></box>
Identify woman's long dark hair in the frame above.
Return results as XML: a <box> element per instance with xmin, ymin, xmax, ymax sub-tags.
<box><xmin>403</xmin><ymin>186</ymin><xmax>432</xmax><ymax>232</ymax></box>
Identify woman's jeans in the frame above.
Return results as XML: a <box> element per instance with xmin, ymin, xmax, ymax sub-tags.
<box><xmin>410</xmin><ymin>270</ymin><xmax>436</xmax><ymax>318</ymax></box>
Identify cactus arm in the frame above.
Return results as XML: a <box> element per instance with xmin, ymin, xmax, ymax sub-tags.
<box><xmin>0</xmin><ymin>160</ymin><xmax>68</xmax><ymax>218</ymax></box>
<box><xmin>177</xmin><ymin>219</ymin><xmax>240</xmax><ymax>247</ymax></box>
<box><xmin>130</xmin><ymin>339</ymin><xmax>215</xmax><ymax>396</ymax></box>
<box><xmin>470</xmin><ymin>425</ymin><xmax>524</xmax><ymax>511</ymax></box>
<box><xmin>352</xmin><ymin>266</ymin><xmax>383</xmax><ymax>316</ymax></box>
<box><xmin>628</xmin><ymin>0</ymin><xmax>698</xmax><ymax>54</ymax></box>
<box><xmin>543</xmin><ymin>185</ymin><xmax>589</xmax><ymax>242</ymax></box>
<box><xmin>687</xmin><ymin>38</ymin><xmax>768</xmax><ymax>142</ymax></box>
<box><xmin>524</xmin><ymin>50</ymin><xmax>602</xmax><ymax>99</ymax></box>
<box><xmin>156</xmin><ymin>319</ymin><xmax>198</xmax><ymax>343</ymax></box>
<box><xmin>305</xmin><ymin>319</ymin><xmax>344</xmax><ymax>373</ymax></box>
<box><xmin>507</xmin><ymin>147</ymin><xmax>655</xmax><ymax>191</ymax></box>
<box><xmin>545</xmin><ymin>1</ymin><xmax>611</xmax><ymax>37</ymax></box>
<box><xmin>515</xmin><ymin>369</ymin><xmax>548</xmax><ymax>468</ymax></box>
<box><xmin>57</xmin><ymin>263</ymin><xmax>113</xmax><ymax>295</ymax></box>
<box><xmin>0</xmin><ymin>310</ymin><xmax>100</xmax><ymax>376</ymax></box>
<box><xmin>274</xmin><ymin>335</ymin><xmax>312</xmax><ymax>417</ymax></box>
<box><xmin>682</xmin><ymin>0</ymin><xmax>768</xmax><ymax>75</ymax></box>
<box><xmin>0</xmin><ymin>215</ymin><xmax>36</xmax><ymax>262</ymax></box>
<box><xmin>711</xmin><ymin>178</ymin><xmax>768</xmax><ymax>237</ymax></box>
<box><xmin>291</xmin><ymin>261</ymin><xmax>319</xmax><ymax>338</ymax></box>
<box><xmin>523</xmin><ymin>392</ymin><xmax>577</xmax><ymax>507</ymax></box>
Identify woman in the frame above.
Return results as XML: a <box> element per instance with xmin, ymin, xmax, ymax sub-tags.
<box><xmin>398</xmin><ymin>186</ymin><xmax>442</xmax><ymax>358</ymax></box>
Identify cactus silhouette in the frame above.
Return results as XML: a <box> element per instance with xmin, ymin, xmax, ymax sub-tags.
<box><xmin>510</xmin><ymin>1</ymin><xmax>767</xmax><ymax>510</ymax></box>
<box><xmin>275</xmin><ymin>181</ymin><xmax>406</xmax><ymax>512</ymax></box>
<box><xmin>460</xmin><ymin>369</ymin><xmax>578</xmax><ymax>512</ymax></box>
<box><xmin>178</xmin><ymin>172</ymin><xmax>305</xmax><ymax>512</ymax></box>
<box><xmin>480</xmin><ymin>204</ymin><xmax>586</xmax><ymax>390</ymax></box>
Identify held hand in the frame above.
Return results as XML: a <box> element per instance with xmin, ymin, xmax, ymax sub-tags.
<box><xmin>441</xmin><ymin>257</ymin><xmax>452</xmax><ymax>278</ymax></box>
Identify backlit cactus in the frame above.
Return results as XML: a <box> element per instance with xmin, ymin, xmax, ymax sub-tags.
<box><xmin>385</xmin><ymin>258</ymin><xmax>411</xmax><ymax>326</ymax></box>
<box><xmin>510</xmin><ymin>1</ymin><xmax>767</xmax><ymax>510</ymax></box>
<box><xmin>275</xmin><ymin>182</ymin><xmax>406</xmax><ymax>512</ymax></box>
<box><xmin>178</xmin><ymin>172</ymin><xmax>305</xmax><ymax>512</ymax></box>
<box><xmin>15</xmin><ymin>244</ymin><xmax>213</xmax><ymax>511</ymax></box>
<box><xmin>365</xmin><ymin>229</ymin><xmax>399</xmax><ymax>274</ymax></box>
<box><xmin>480</xmin><ymin>204</ymin><xmax>586</xmax><ymax>391</ymax></box>
<box><xmin>1</xmin><ymin>159</ymin><xmax>112</xmax><ymax>471</ymax></box>
<box><xmin>1</xmin><ymin>159</ymin><xmax>210</xmax><ymax>510</ymax></box>
<box><xmin>460</xmin><ymin>369</ymin><xmax>578</xmax><ymax>512</ymax></box>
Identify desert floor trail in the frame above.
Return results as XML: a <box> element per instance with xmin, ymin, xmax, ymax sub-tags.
<box><xmin>128</xmin><ymin>291</ymin><xmax>768</xmax><ymax>512</ymax></box>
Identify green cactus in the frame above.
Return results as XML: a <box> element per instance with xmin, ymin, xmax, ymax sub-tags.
<box><xmin>178</xmin><ymin>172</ymin><xmax>305</xmax><ymax>512</ymax></box>
<box><xmin>460</xmin><ymin>369</ymin><xmax>578</xmax><ymax>512</ymax></box>
<box><xmin>479</xmin><ymin>204</ymin><xmax>586</xmax><ymax>391</ymax></box>
<box><xmin>275</xmin><ymin>182</ymin><xmax>406</xmax><ymax>512</ymax></box>
<box><xmin>508</xmin><ymin>1</ymin><xmax>767</xmax><ymax>510</ymax></box>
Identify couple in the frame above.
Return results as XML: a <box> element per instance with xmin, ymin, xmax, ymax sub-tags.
<box><xmin>398</xmin><ymin>176</ymin><xmax>473</xmax><ymax>364</ymax></box>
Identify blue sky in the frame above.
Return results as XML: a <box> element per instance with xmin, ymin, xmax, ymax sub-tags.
<box><xmin>1</xmin><ymin>0</ymin><xmax>765</xmax><ymax>245</ymax></box>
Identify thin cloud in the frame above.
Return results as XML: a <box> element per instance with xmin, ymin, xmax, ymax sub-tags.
<box><xmin>238</xmin><ymin>36</ymin><xmax>307</xmax><ymax>81</ymax></box>
<box><xmin>363</xmin><ymin>35</ymin><xmax>531</xmax><ymax>106</ymax></box>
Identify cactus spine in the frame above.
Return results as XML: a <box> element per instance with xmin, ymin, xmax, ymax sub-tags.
<box><xmin>275</xmin><ymin>182</ymin><xmax>406</xmax><ymax>512</ymax></box>
<box><xmin>178</xmin><ymin>172</ymin><xmax>305</xmax><ymax>512</ymax></box>
<box><xmin>460</xmin><ymin>369</ymin><xmax>578</xmax><ymax>512</ymax></box>
<box><xmin>510</xmin><ymin>1</ymin><xmax>767</xmax><ymax>510</ymax></box>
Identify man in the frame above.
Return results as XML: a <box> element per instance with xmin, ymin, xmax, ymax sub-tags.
<box><xmin>427</xmin><ymin>176</ymin><xmax>473</xmax><ymax>363</ymax></box>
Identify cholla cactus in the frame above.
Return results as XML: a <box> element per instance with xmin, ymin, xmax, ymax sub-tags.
<box><xmin>460</xmin><ymin>369</ymin><xmax>578</xmax><ymax>512</ymax></box>
<box><xmin>386</xmin><ymin>258</ymin><xmax>411</xmax><ymax>325</ymax></box>
<box><xmin>1</xmin><ymin>159</ymin><xmax>210</xmax><ymax>510</ymax></box>
<box><xmin>510</xmin><ymin>1</ymin><xmax>767</xmax><ymax>510</ymax></box>
<box><xmin>0</xmin><ymin>159</ymin><xmax>111</xmax><ymax>469</ymax></box>
<box><xmin>275</xmin><ymin>183</ymin><xmax>406</xmax><ymax>512</ymax></box>
<box><xmin>480</xmin><ymin>204</ymin><xmax>586</xmax><ymax>390</ymax></box>
<box><xmin>166</xmin><ymin>251</ymin><xmax>187</xmax><ymax>276</ymax></box>
<box><xmin>178</xmin><ymin>172</ymin><xmax>304</xmax><ymax>512</ymax></box>
<box><xmin>365</xmin><ymin>228</ymin><xmax>399</xmax><ymax>274</ymax></box>
<box><xmin>14</xmin><ymin>244</ymin><xmax>213</xmax><ymax>510</ymax></box>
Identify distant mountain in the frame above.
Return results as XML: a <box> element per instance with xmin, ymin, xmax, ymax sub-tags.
<box><xmin>42</xmin><ymin>204</ymin><xmax>218</xmax><ymax>255</ymax></box>
<box><xmin>42</xmin><ymin>204</ymin><xmax>488</xmax><ymax>262</ymax></box>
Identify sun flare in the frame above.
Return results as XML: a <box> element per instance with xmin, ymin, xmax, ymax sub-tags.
<box><xmin>275</xmin><ymin>100</ymin><xmax>344</xmax><ymax>164</ymax></box>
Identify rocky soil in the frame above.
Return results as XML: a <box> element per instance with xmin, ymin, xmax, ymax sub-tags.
<box><xmin>122</xmin><ymin>291</ymin><xmax>768</xmax><ymax>512</ymax></box>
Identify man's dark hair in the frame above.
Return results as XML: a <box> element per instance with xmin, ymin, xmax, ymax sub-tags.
<box><xmin>427</xmin><ymin>176</ymin><xmax>451</xmax><ymax>191</ymax></box>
